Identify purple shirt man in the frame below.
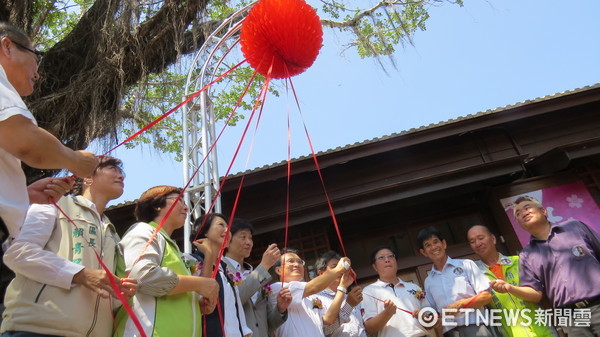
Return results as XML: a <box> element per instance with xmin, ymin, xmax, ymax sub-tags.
<box><xmin>520</xmin><ymin>220</ymin><xmax>600</xmax><ymax>308</ymax></box>
<box><xmin>491</xmin><ymin>196</ymin><xmax>600</xmax><ymax>337</ymax></box>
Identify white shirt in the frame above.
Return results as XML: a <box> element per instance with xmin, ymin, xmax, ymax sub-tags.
<box><xmin>362</xmin><ymin>278</ymin><xmax>428</xmax><ymax>337</ymax></box>
<box><xmin>220</xmin><ymin>263</ymin><xmax>253</xmax><ymax>337</ymax></box>
<box><xmin>3</xmin><ymin>199</ymin><xmax>102</xmax><ymax>289</ymax></box>
<box><xmin>224</xmin><ymin>256</ymin><xmax>258</xmax><ymax>303</ymax></box>
<box><xmin>315</xmin><ymin>288</ymin><xmax>367</xmax><ymax>337</ymax></box>
<box><xmin>0</xmin><ymin>64</ymin><xmax>37</xmax><ymax>240</ymax></box>
<box><xmin>424</xmin><ymin>257</ymin><xmax>490</xmax><ymax>331</ymax></box>
<box><xmin>190</xmin><ymin>255</ymin><xmax>252</xmax><ymax>337</ymax></box>
<box><xmin>270</xmin><ymin>281</ymin><xmax>324</xmax><ymax>337</ymax></box>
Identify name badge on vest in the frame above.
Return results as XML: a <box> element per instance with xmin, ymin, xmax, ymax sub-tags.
<box><xmin>572</xmin><ymin>246</ymin><xmax>585</xmax><ymax>257</ymax></box>
<box><xmin>500</xmin><ymin>257</ymin><xmax>512</xmax><ymax>265</ymax></box>
<box><xmin>453</xmin><ymin>267</ymin><xmax>464</xmax><ymax>276</ymax></box>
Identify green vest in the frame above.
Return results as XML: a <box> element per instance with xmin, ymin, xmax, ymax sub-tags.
<box><xmin>114</xmin><ymin>221</ymin><xmax>201</xmax><ymax>337</ymax></box>
<box><xmin>476</xmin><ymin>254</ymin><xmax>555</xmax><ymax>337</ymax></box>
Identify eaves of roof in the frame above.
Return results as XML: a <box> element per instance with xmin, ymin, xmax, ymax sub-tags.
<box><xmin>223</xmin><ymin>83</ymin><xmax>600</xmax><ymax>183</ymax></box>
<box><xmin>107</xmin><ymin>82</ymin><xmax>600</xmax><ymax>209</ymax></box>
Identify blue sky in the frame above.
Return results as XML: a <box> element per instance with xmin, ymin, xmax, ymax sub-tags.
<box><xmin>104</xmin><ymin>0</ymin><xmax>600</xmax><ymax>205</ymax></box>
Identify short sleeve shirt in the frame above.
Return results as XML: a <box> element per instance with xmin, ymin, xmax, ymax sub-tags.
<box><xmin>0</xmin><ymin>64</ymin><xmax>37</xmax><ymax>240</ymax></box>
<box><xmin>519</xmin><ymin>220</ymin><xmax>600</xmax><ymax>307</ymax></box>
<box><xmin>362</xmin><ymin>278</ymin><xmax>428</xmax><ymax>337</ymax></box>
<box><xmin>424</xmin><ymin>257</ymin><xmax>490</xmax><ymax>330</ymax></box>
<box><xmin>269</xmin><ymin>281</ymin><xmax>324</xmax><ymax>337</ymax></box>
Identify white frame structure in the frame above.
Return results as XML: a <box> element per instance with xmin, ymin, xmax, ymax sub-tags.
<box><xmin>182</xmin><ymin>3</ymin><xmax>255</xmax><ymax>253</ymax></box>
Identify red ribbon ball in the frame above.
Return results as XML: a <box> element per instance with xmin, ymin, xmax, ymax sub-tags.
<box><xmin>240</xmin><ymin>0</ymin><xmax>323</xmax><ymax>79</ymax></box>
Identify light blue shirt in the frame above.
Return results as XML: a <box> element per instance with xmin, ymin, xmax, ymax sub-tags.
<box><xmin>424</xmin><ymin>256</ymin><xmax>490</xmax><ymax>330</ymax></box>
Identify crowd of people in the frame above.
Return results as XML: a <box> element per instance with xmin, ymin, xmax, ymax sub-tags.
<box><xmin>1</xmin><ymin>22</ymin><xmax>599</xmax><ymax>337</ymax></box>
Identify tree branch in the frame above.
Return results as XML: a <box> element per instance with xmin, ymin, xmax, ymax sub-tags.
<box><xmin>321</xmin><ymin>0</ymin><xmax>423</xmax><ymax>29</ymax></box>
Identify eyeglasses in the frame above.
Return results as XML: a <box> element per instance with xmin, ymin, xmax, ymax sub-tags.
<box><xmin>166</xmin><ymin>196</ymin><xmax>185</xmax><ymax>204</ymax></box>
<box><xmin>375</xmin><ymin>254</ymin><xmax>396</xmax><ymax>262</ymax></box>
<box><xmin>283</xmin><ymin>258</ymin><xmax>305</xmax><ymax>266</ymax></box>
<box><xmin>10</xmin><ymin>39</ymin><xmax>44</xmax><ymax>65</ymax></box>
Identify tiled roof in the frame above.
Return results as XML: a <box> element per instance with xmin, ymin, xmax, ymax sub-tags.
<box><xmin>226</xmin><ymin>83</ymin><xmax>600</xmax><ymax>177</ymax></box>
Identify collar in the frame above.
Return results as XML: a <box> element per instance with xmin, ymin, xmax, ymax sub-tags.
<box><xmin>69</xmin><ymin>195</ymin><xmax>109</xmax><ymax>225</ymax></box>
<box><xmin>147</xmin><ymin>220</ymin><xmax>177</xmax><ymax>245</ymax></box>
<box><xmin>224</xmin><ymin>256</ymin><xmax>254</xmax><ymax>274</ymax></box>
<box><xmin>374</xmin><ymin>277</ymin><xmax>406</xmax><ymax>288</ymax></box>
<box><xmin>496</xmin><ymin>253</ymin><xmax>514</xmax><ymax>266</ymax></box>
<box><xmin>74</xmin><ymin>195</ymin><xmax>98</xmax><ymax>211</ymax></box>
<box><xmin>431</xmin><ymin>256</ymin><xmax>456</xmax><ymax>274</ymax></box>
<box><xmin>479</xmin><ymin>252</ymin><xmax>513</xmax><ymax>268</ymax></box>
<box><xmin>529</xmin><ymin>222</ymin><xmax>562</xmax><ymax>243</ymax></box>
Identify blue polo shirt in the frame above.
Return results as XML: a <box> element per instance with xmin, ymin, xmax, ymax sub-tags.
<box><xmin>519</xmin><ymin>220</ymin><xmax>600</xmax><ymax>308</ymax></box>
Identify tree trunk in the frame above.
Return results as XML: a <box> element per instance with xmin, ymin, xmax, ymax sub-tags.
<box><xmin>1</xmin><ymin>0</ymin><xmax>214</xmax><ymax>181</ymax></box>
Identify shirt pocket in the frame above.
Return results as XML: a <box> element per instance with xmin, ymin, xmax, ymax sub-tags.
<box><xmin>450</xmin><ymin>275</ymin><xmax>474</xmax><ymax>297</ymax></box>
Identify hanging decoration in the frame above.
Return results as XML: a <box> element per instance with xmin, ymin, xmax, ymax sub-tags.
<box><xmin>240</xmin><ymin>0</ymin><xmax>323</xmax><ymax>79</ymax></box>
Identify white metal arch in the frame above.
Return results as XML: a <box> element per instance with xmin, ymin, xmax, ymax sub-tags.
<box><xmin>182</xmin><ymin>3</ymin><xmax>255</xmax><ymax>253</ymax></box>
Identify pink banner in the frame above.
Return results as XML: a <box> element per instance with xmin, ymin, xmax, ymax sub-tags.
<box><xmin>500</xmin><ymin>181</ymin><xmax>600</xmax><ymax>247</ymax></box>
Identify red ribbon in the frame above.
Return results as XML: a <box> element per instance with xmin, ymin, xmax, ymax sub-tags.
<box><xmin>363</xmin><ymin>293</ymin><xmax>416</xmax><ymax>316</ymax></box>
<box><xmin>286</xmin><ymin>75</ymin><xmax>348</xmax><ymax>257</ymax></box>
<box><xmin>102</xmin><ymin>60</ymin><xmax>247</xmax><ymax>156</ymax></box>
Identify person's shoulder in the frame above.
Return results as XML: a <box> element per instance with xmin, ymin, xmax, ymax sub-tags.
<box><xmin>461</xmin><ymin>258</ymin><xmax>479</xmax><ymax>268</ymax></box>
<box><xmin>289</xmin><ymin>280</ymin><xmax>306</xmax><ymax>289</ymax></box>
<box><xmin>561</xmin><ymin>219</ymin><xmax>590</xmax><ymax>231</ymax></box>
<box><xmin>129</xmin><ymin>221</ymin><xmax>151</xmax><ymax>230</ymax></box>
<box><xmin>27</xmin><ymin>202</ymin><xmax>57</xmax><ymax>214</ymax></box>
<box><xmin>402</xmin><ymin>280</ymin><xmax>423</xmax><ymax>291</ymax></box>
<box><xmin>222</xmin><ymin>255</ymin><xmax>235</xmax><ymax>267</ymax></box>
<box><xmin>519</xmin><ymin>243</ymin><xmax>535</xmax><ymax>256</ymax></box>
<box><xmin>473</xmin><ymin>259</ymin><xmax>487</xmax><ymax>270</ymax></box>
<box><xmin>362</xmin><ymin>282</ymin><xmax>380</xmax><ymax>292</ymax></box>
<box><xmin>448</xmin><ymin>257</ymin><xmax>476</xmax><ymax>270</ymax></box>
<box><xmin>0</xmin><ymin>99</ymin><xmax>32</xmax><ymax>122</ymax></box>
<box><xmin>122</xmin><ymin>221</ymin><xmax>154</xmax><ymax>239</ymax></box>
<box><xmin>269</xmin><ymin>281</ymin><xmax>284</xmax><ymax>293</ymax></box>
<box><xmin>423</xmin><ymin>275</ymin><xmax>434</xmax><ymax>287</ymax></box>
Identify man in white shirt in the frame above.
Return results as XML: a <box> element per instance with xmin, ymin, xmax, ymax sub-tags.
<box><xmin>1</xmin><ymin>157</ymin><xmax>136</xmax><ymax>337</ymax></box>
<box><xmin>362</xmin><ymin>246</ymin><xmax>429</xmax><ymax>337</ymax></box>
<box><xmin>417</xmin><ymin>227</ymin><xmax>494</xmax><ymax>337</ymax></box>
<box><xmin>0</xmin><ymin>22</ymin><xmax>97</xmax><ymax>242</ymax></box>
<box><xmin>223</xmin><ymin>219</ymin><xmax>290</xmax><ymax>337</ymax></box>
<box><xmin>269</xmin><ymin>249</ymin><xmax>352</xmax><ymax>337</ymax></box>
<box><xmin>313</xmin><ymin>250</ymin><xmax>367</xmax><ymax>337</ymax></box>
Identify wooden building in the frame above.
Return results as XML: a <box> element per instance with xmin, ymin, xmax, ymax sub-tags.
<box><xmin>107</xmin><ymin>83</ymin><xmax>600</xmax><ymax>287</ymax></box>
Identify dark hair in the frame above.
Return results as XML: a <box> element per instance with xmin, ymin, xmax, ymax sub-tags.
<box><xmin>192</xmin><ymin>213</ymin><xmax>229</xmax><ymax>242</ymax></box>
<box><xmin>273</xmin><ymin>247</ymin><xmax>300</xmax><ymax>269</ymax></box>
<box><xmin>230</xmin><ymin>218</ymin><xmax>254</xmax><ymax>236</ymax></box>
<box><xmin>466</xmin><ymin>225</ymin><xmax>493</xmax><ymax>239</ymax></box>
<box><xmin>417</xmin><ymin>227</ymin><xmax>444</xmax><ymax>249</ymax></box>
<box><xmin>0</xmin><ymin>22</ymin><xmax>32</xmax><ymax>48</ymax></box>
<box><xmin>370</xmin><ymin>245</ymin><xmax>397</xmax><ymax>264</ymax></box>
<box><xmin>314</xmin><ymin>251</ymin><xmax>341</xmax><ymax>272</ymax></box>
<box><xmin>135</xmin><ymin>186</ymin><xmax>182</xmax><ymax>223</ymax></box>
<box><xmin>72</xmin><ymin>156</ymin><xmax>123</xmax><ymax>196</ymax></box>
